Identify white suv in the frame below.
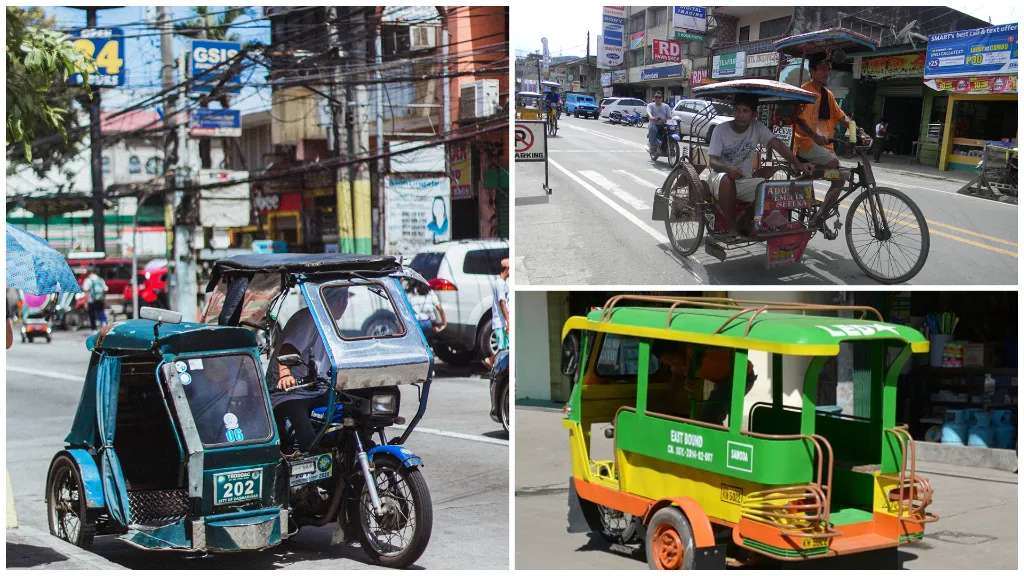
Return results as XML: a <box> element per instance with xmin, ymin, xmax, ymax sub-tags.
<box><xmin>600</xmin><ymin>97</ymin><xmax>648</xmax><ymax>121</ymax></box>
<box><xmin>409</xmin><ymin>239</ymin><xmax>509</xmax><ymax>365</ymax></box>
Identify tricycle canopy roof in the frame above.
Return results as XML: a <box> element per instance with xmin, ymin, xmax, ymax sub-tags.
<box><xmin>774</xmin><ymin>27</ymin><xmax>878</xmax><ymax>57</ymax></box>
<box><xmin>206</xmin><ymin>253</ymin><xmax>399</xmax><ymax>291</ymax></box>
<box><xmin>87</xmin><ymin>319</ymin><xmax>257</xmax><ymax>355</ymax></box>
<box><xmin>561</xmin><ymin>296</ymin><xmax>928</xmax><ymax>357</ymax></box>
<box><xmin>540</xmin><ymin>81</ymin><xmax>561</xmax><ymax>88</ymax></box>
<box><xmin>517</xmin><ymin>91</ymin><xmax>544</xmax><ymax>98</ymax></box>
<box><xmin>693</xmin><ymin>79</ymin><xmax>817</xmax><ymax>104</ymax></box>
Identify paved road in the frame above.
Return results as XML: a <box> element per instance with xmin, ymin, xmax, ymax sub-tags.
<box><xmin>6</xmin><ymin>330</ymin><xmax>509</xmax><ymax>569</ymax></box>
<box><xmin>515</xmin><ymin>405</ymin><xmax>1017</xmax><ymax>570</ymax></box>
<box><xmin>515</xmin><ymin>116</ymin><xmax>1017</xmax><ymax>285</ymax></box>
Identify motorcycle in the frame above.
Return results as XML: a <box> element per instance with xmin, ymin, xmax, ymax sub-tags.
<box><xmin>648</xmin><ymin>119</ymin><xmax>681</xmax><ymax>165</ymax></box>
<box><xmin>623</xmin><ymin>111</ymin><xmax>647</xmax><ymax>128</ymax></box>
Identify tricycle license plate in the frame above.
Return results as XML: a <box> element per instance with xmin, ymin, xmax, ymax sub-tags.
<box><xmin>213</xmin><ymin>469</ymin><xmax>263</xmax><ymax>505</ymax></box>
<box><xmin>289</xmin><ymin>453</ymin><xmax>333</xmax><ymax>487</ymax></box>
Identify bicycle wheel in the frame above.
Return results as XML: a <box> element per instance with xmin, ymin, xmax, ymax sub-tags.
<box><xmin>662</xmin><ymin>162</ymin><xmax>705</xmax><ymax>256</ymax></box>
<box><xmin>844</xmin><ymin>187</ymin><xmax>929</xmax><ymax>283</ymax></box>
<box><xmin>547</xmin><ymin>116</ymin><xmax>558</xmax><ymax>137</ymax></box>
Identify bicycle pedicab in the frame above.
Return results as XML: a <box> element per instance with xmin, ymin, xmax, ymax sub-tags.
<box><xmin>653</xmin><ymin>29</ymin><xmax>930</xmax><ymax>284</ymax></box>
<box><xmin>46</xmin><ymin>254</ymin><xmax>434</xmax><ymax>567</ymax></box>
<box><xmin>561</xmin><ymin>296</ymin><xmax>937</xmax><ymax>569</ymax></box>
<box><xmin>541</xmin><ymin>80</ymin><xmax>562</xmax><ymax>136</ymax></box>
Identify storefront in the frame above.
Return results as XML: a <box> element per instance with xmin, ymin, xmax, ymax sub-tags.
<box><xmin>636</xmin><ymin>60</ymin><xmax>689</xmax><ymax>104</ymax></box>
<box><xmin>923</xmin><ymin>23</ymin><xmax>1018</xmax><ymax>172</ymax></box>
<box><xmin>853</xmin><ymin>50</ymin><xmax>928</xmax><ymax>160</ymax></box>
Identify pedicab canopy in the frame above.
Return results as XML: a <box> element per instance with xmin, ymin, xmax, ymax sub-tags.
<box><xmin>562</xmin><ymin>298</ymin><xmax>929</xmax><ymax>357</ymax></box>
<box><xmin>693</xmin><ymin>79</ymin><xmax>818</xmax><ymax>103</ymax></box>
<box><xmin>773</xmin><ymin>27</ymin><xmax>879</xmax><ymax>57</ymax></box>
<box><xmin>86</xmin><ymin>319</ymin><xmax>257</xmax><ymax>355</ymax></box>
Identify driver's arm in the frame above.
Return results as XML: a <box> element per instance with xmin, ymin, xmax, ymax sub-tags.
<box><xmin>709</xmin><ymin>155</ymin><xmax>743</xmax><ymax>180</ymax></box>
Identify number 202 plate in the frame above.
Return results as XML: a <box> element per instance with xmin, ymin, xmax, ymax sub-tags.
<box><xmin>213</xmin><ymin>468</ymin><xmax>263</xmax><ymax>505</ymax></box>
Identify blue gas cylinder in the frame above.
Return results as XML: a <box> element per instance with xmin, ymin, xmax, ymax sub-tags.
<box><xmin>991</xmin><ymin>409</ymin><xmax>1016</xmax><ymax>449</ymax></box>
<box><xmin>966</xmin><ymin>409</ymin><xmax>993</xmax><ymax>447</ymax></box>
<box><xmin>941</xmin><ymin>409</ymin><xmax>968</xmax><ymax>445</ymax></box>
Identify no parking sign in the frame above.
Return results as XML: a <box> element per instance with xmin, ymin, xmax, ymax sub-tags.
<box><xmin>515</xmin><ymin>120</ymin><xmax>551</xmax><ymax>194</ymax></box>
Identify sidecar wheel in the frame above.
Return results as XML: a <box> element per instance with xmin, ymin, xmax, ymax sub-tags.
<box><xmin>46</xmin><ymin>454</ymin><xmax>96</xmax><ymax>549</ymax></box>
<box><xmin>353</xmin><ymin>455</ymin><xmax>432</xmax><ymax>568</ymax></box>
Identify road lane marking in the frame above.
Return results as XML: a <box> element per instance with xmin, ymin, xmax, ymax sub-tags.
<box><xmin>579</xmin><ymin>170</ymin><xmax>650</xmax><ymax>210</ymax></box>
<box><xmin>390</xmin><ymin>425</ymin><xmax>508</xmax><ymax>446</ymax></box>
<box><xmin>614</xmin><ymin>169</ymin><xmax>662</xmax><ymax>190</ymax></box>
<box><xmin>561</xmin><ymin>122</ymin><xmax>646</xmax><ymax>148</ymax></box>
<box><xmin>7</xmin><ymin>366</ymin><xmax>81</xmax><ymax>382</ymax></box>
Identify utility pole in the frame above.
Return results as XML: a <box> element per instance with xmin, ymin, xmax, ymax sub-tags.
<box><xmin>374</xmin><ymin>11</ymin><xmax>386</xmax><ymax>253</ymax></box>
<box><xmin>86</xmin><ymin>8</ymin><xmax>105</xmax><ymax>253</ymax></box>
<box><xmin>587</xmin><ymin>31</ymin><xmax>590</xmax><ymax>60</ymax></box>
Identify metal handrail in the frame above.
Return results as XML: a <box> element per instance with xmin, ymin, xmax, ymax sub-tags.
<box><xmin>884</xmin><ymin>425</ymin><xmax>937</xmax><ymax>523</ymax></box>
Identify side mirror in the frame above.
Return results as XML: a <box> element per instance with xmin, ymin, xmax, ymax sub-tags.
<box><xmin>140</xmin><ymin>306</ymin><xmax>182</xmax><ymax>324</ymax></box>
<box><xmin>277</xmin><ymin>353</ymin><xmax>303</xmax><ymax>367</ymax></box>
<box><xmin>561</xmin><ymin>332</ymin><xmax>580</xmax><ymax>378</ymax></box>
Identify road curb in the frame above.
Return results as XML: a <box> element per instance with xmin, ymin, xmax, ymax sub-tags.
<box><xmin>6</xmin><ymin>525</ymin><xmax>125</xmax><ymax>570</ymax></box>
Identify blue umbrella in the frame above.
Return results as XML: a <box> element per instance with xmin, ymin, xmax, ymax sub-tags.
<box><xmin>6</xmin><ymin>224</ymin><xmax>82</xmax><ymax>295</ymax></box>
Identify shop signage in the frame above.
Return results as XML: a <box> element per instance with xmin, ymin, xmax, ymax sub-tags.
<box><xmin>641</xmin><ymin>63</ymin><xmax>683</xmax><ymax>81</ymax></box>
<box><xmin>652</xmin><ymin>39</ymin><xmax>682</xmax><ymax>63</ymax></box>
<box><xmin>600</xmin><ymin>7</ymin><xmax>625</xmax><ymax>68</ymax></box>
<box><xmin>68</xmin><ymin>28</ymin><xmax>125</xmax><ymax>87</ymax></box>
<box><xmin>197</xmin><ymin>169</ymin><xmax>250</xmax><ymax>227</ymax></box>
<box><xmin>448</xmin><ymin>142</ymin><xmax>473</xmax><ymax>200</ymax></box>
<box><xmin>190</xmin><ymin>109</ymin><xmax>241</xmax><ymax>137</ymax></box>
<box><xmin>611</xmin><ymin>70</ymin><xmax>628</xmax><ymax>84</ymax></box>
<box><xmin>601</xmin><ymin>72</ymin><xmax>612</xmax><ymax>87</ymax></box>
<box><xmin>713</xmin><ymin>51</ymin><xmax>746</xmax><ymax>78</ymax></box>
<box><xmin>861</xmin><ymin>52</ymin><xmax>925</xmax><ymax>79</ymax></box>
<box><xmin>745</xmin><ymin>52</ymin><xmax>779</xmax><ymax>69</ymax></box>
<box><xmin>391</xmin><ymin>141</ymin><xmax>446</xmax><ymax>173</ymax></box>
<box><xmin>925</xmin><ymin>74</ymin><xmax>1017</xmax><ymax>95</ymax></box>
<box><xmin>190</xmin><ymin>39</ymin><xmax>242</xmax><ymax>94</ymax></box>
<box><xmin>603</xmin><ymin>86</ymin><xmax>614</xmax><ymax>97</ymax></box>
<box><xmin>690</xmin><ymin>67</ymin><xmax>710</xmax><ymax>86</ymax></box>
<box><xmin>672</xmin><ymin>6</ymin><xmax>707</xmax><ymax>32</ymax></box>
<box><xmin>924</xmin><ymin>23</ymin><xmax>1017</xmax><ymax>79</ymax></box>
<box><xmin>674</xmin><ymin>30</ymin><xmax>704</xmax><ymax>42</ymax></box>
<box><xmin>384</xmin><ymin>176</ymin><xmax>452</xmax><ymax>256</ymax></box>
<box><xmin>629</xmin><ymin>31</ymin><xmax>645</xmax><ymax>50</ymax></box>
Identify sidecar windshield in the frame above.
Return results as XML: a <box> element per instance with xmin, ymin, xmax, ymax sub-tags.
<box><xmin>319</xmin><ymin>282</ymin><xmax>406</xmax><ymax>340</ymax></box>
<box><xmin>169</xmin><ymin>353</ymin><xmax>273</xmax><ymax>447</ymax></box>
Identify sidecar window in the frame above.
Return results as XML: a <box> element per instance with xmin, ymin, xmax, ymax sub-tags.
<box><xmin>171</xmin><ymin>354</ymin><xmax>273</xmax><ymax>446</ymax></box>
<box><xmin>320</xmin><ymin>283</ymin><xmax>406</xmax><ymax>340</ymax></box>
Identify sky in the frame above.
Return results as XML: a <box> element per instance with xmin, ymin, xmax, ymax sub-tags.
<box><xmin>513</xmin><ymin>3</ymin><xmax>1020</xmax><ymax>60</ymax></box>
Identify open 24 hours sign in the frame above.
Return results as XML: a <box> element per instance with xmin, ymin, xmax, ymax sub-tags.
<box><xmin>68</xmin><ymin>28</ymin><xmax>125</xmax><ymax>87</ymax></box>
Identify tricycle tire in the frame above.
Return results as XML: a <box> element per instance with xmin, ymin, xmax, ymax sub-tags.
<box><xmin>645</xmin><ymin>507</ymin><xmax>696</xmax><ymax>570</ymax></box>
<box><xmin>663</xmin><ymin>163</ymin><xmax>706</xmax><ymax>257</ymax></box>
<box><xmin>844</xmin><ymin>186</ymin><xmax>930</xmax><ymax>284</ymax></box>
<box><xmin>579</xmin><ymin>498</ymin><xmax>637</xmax><ymax>545</ymax></box>
<box><xmin>353</xmin><ymin>455</ymin><xmax>432</xmax><ymax>568</ymax></box>
<box><xmin>499</xmin><ymin>376</ymin><xmax>510</xmax><ymax>433</ymax></box>
<box><xmin>46</xmin><ymin>454</ymin><xmax>96</xmax><ymax>549</ymax></box>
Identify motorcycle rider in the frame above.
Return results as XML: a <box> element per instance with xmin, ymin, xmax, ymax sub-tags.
<box><xmin>646</xmin><ymin>92</ymin><xmax>673</xmax><ymax>155</ymax></box>
<box><xmin>705</xmin><ymin>93</ymin><xmax>812</xmax><ymax>235</ymax></box>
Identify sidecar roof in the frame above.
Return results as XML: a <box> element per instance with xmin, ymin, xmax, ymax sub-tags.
<box><xmin>86</xmin><ymin>319</ymin><xmax>257</xmax><ymax>355</ymax></box>
<box><xmin>206</xmin><ymin>253</ymin><xmax>400</xmax><ymax>291</ymax></box>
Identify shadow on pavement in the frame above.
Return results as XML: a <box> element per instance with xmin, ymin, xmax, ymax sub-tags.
<box><xmin>6</xmin><ymin>542</ymin><xmax>69</xmax><ymax>568</ymax></box>
<box><xmin>432</xmin><ymin>361</ymin><xmax>487</xmax><ymax>379</ymax></box>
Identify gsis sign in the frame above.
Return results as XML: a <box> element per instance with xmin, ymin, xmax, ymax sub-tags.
<box><xmin>652</xmin><ymin>39</ymin><xmax>682</xmax><ymax>63</ymax></box>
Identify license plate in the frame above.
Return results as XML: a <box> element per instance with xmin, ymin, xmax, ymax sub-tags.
<box><xmin>289</xmin><ymin>453</ymin><xmax>333</xmax><ymax>487</ymax></box>
<box><xmin>800</xmin><ymin>536</ymin><xmax>829</xmax><ymax>549</ymax></box>
<box><xmin>213</xmin><ymin>468</ymin><xmax>263</xmax><ymax>505</ymax></box>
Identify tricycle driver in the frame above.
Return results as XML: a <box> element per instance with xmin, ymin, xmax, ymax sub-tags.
<box><xmin>704</xmin><ymin>94</ymin><xmax>812</xmax><ymax>235</ymax></box>
<box><xmin>270</xmin><ymin>287</ymin><xmax>349</xmax><ymax>456</ymax></box>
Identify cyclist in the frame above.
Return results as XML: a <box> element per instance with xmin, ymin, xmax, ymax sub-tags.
<box><xmin>544</xmin><ymin>88</ymin><xmax>561</xmax><ymax>121</ymax></box>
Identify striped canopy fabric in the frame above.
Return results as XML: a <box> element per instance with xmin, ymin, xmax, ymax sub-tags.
<box><xmin>5</xmin><ymin>224</ymin><xmax>82</xmax><ymax>295</ymax></box>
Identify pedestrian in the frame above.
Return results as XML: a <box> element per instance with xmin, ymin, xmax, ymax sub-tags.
<box><xmin>485</xmin><ymin>258</ymin><xmax>510</xmax><ymax>370</ymax></box>
<box><xmin>873</xmin><ymin>118</ymin><xmax>888</xmax><ymax>163</ymax></box>
<box><xmin>81</xmin><ymin>267</ymin><xmax>108</xmax><ymax>331</ymax></box>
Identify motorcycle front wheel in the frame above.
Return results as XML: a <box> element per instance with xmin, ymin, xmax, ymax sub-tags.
<box><xmin>353</xmin><ymin>455</ymin><xmax>433</xmax><ymax>568</ymax></box>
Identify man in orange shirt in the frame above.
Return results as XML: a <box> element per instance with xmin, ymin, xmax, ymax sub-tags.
<box><xmin>793</xmin><ymin>53</ymin><xmax>860</xmax><ymax>209</ymax></box>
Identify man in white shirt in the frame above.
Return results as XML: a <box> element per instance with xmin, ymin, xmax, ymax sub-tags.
<box><xmin>704</xmin><ymin>94</ymin><xmax>812</xmax><ymax>235</ymax></box>
<box><xmin>485</xmin><ymin>258</ymin><xmax>510</xmax><ymax>369</ymax></box>
<box><xmin>646</xmin><ymin>92</ymin><xmax>673</xmax><ymax>154</ymax></box>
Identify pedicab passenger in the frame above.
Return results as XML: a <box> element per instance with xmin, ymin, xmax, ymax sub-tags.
<box><xmin>705</xmin><ymin>94</ymin><xmax>812</xmax><ymax>235</ymax></box>
<box><xmin>271</xmin><ymin>288</ymin><xmax>349</xmax><ymax>455</ymax></box>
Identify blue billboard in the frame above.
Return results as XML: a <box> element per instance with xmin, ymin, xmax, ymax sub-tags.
<box><xmin>190</xmin><ymin>109</ymin><xmax>241</xmax><ymax>137</ymax></box>
<box><xmin>68</xmin><ymin>28</ymin><xmax>125</xmax><ymax>87</ymax></box>
<box><xmin>190</xmin><ymin>39</ymin><xmax>243</xmax><ymax>94</ymax></box>
<box><xmin>924</xmin><ymin>23</ymin><xmax>1017</xmax><ymax>79</ymax></box>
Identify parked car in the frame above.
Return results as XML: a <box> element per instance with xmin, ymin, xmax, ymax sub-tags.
<box><xmin>600</xmin><ymin>97</ymin><xmax>647</xmax><ymax>122</ymax></box>
<box><xmin>489</xmin><ymin>348</ymin><xmax>509</xmax><ymax>433</ymax></box>
<box><xmin>671</xmin><ymin>98</ymin><xmax>735</xmax><ymax>144</ymax></box>
<box><xmin>565</xmin><ymin>93</ymin><xmax>599</xmax><ymax>118</ymax></box>
<box><xmin>408</xmin><ymin>239</ymin><xmax>508</xmax><ymax>366</ymax></box>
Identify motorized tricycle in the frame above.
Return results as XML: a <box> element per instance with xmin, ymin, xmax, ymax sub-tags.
<box><xmin>46</xmin><ymin>254</ymin><xmax>434</xmax><ymax>567</ymax></box>
<box><xmin>652</xmin><ymin>29</ymin><xmax>930</xmax><ymax>284</ymax></box>
<box><xmin>561</xmin><ymin>295</ymin><xmax>937</xmax><ymax>568</ymax></box>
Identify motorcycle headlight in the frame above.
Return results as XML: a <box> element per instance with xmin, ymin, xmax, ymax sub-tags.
<box><xmin>371</xmin><ymin>393</ymin><xmax>397</xmax><ymax>416</ymax></box>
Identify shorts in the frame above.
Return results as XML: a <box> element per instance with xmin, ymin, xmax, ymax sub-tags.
<box><xmin>703</xmin><ymin>171</ymin><xmax>764</xmax><ymax>203</ymax></box>
<box><xmin>799</xmin><ymin>142</ymin><xmax>839</xmax><ymax>167</ymax></box>
<box><xmin>494</xmin><ymin>327</ymin><xmax>509</xmax><ymax>351</ymax></box>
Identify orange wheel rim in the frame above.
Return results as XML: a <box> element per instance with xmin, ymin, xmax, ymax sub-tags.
<box><xmin>653</xmin><ymin>524</ymin><xmax>684</xmax><ymax>569</ymax></box>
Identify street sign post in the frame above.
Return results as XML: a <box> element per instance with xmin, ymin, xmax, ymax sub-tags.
<box><xmin>190</xmin><ymin>109</ymin><xmax>241</xmax><ymax>137</ymax></box>
<box><xmin>515</xmin><ymin>120</ymin><xmax>551</xmax><ymax>194</ymax></box>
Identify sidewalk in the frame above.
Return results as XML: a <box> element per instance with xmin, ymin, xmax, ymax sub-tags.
<box><xmin>6</xmin><ymin>525</ymin><xmax>124</xmax><ymax>570</ymax></box>
<box><xmin>868</xmin><ymin>153</ymin><xmax>1017</xmax><ymax>204</ymax></box>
